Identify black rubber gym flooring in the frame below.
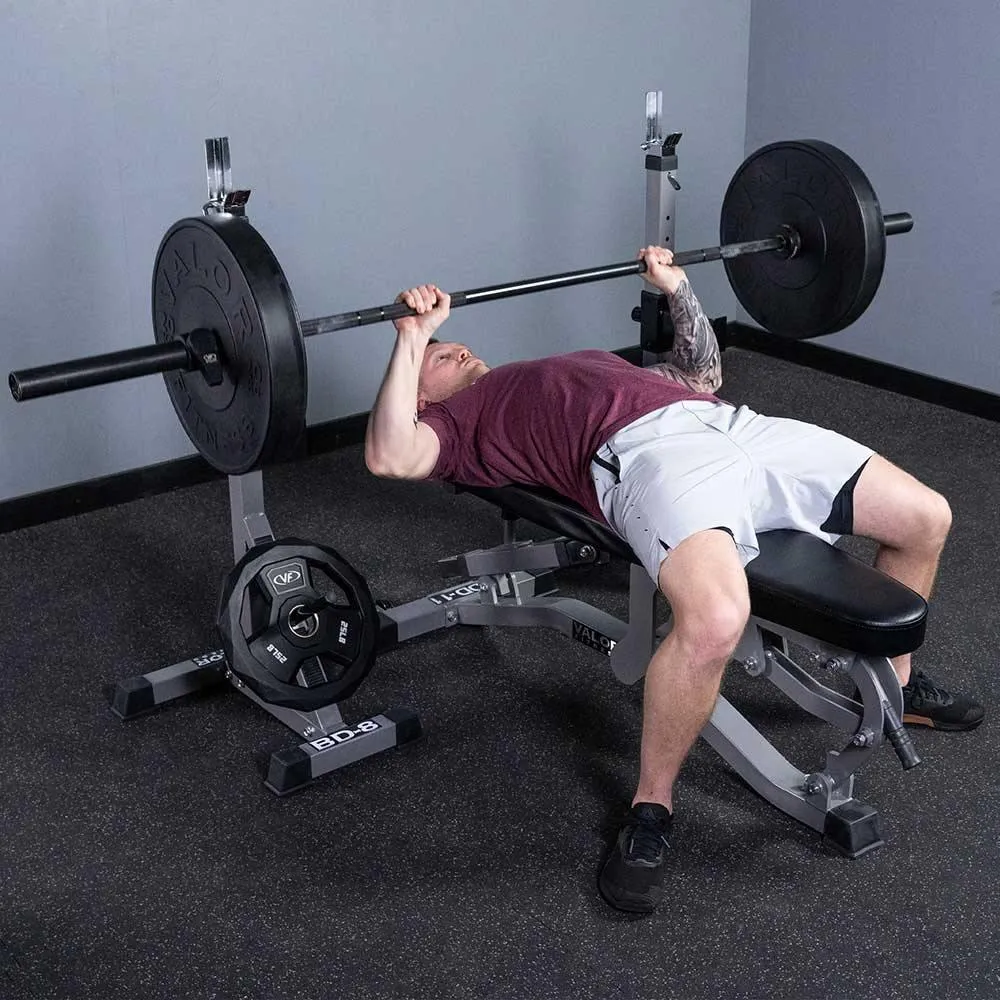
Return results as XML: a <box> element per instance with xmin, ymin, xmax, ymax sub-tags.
<box><xmin>2</xmin><ymin>348</ymin><xmax>998</xmax><ymax>1000</ymax></box>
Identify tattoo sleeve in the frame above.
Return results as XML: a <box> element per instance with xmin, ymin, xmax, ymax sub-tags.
<box><xmin>646</xmin><ymin>279</ymin><xmax>723</xmax><ymax>392</ymax></box>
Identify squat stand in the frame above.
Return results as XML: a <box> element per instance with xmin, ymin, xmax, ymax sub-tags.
<box><xmin>111</xmin><ymin>470</ymin><xmax>421</xmax><ymax>795</ymax></box>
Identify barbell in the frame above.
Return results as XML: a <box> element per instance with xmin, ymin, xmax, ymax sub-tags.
<box><xmin>8</xmin><ymin>139</ymin><xmax>912</xmax><ymax>476</ymax></box>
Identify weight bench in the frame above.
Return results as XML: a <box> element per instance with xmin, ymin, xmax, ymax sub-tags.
<box><xmin>383</xmin><ymin>480</ymin><xmax>927</xmax><ymax>858</ymax></box>
<box><xmin>109</xmin><ymin>468</ymin><xmax>926</xmax><ymax>857</ymax></box>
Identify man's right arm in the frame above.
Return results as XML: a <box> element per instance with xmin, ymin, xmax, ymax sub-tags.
<box><xmin>364</xmin><ymin>284</ymin><xmax>448</xmax><ymax>480</ymax></box>
<box><xmin>639</xmin><ymin>246</ymin><xmax>723</xmax><ymax>393</ymax></box>
<box><xmin>364</xmin><ymin>338</ymin><xmax>441</xmax><ymax>479</ymax></box>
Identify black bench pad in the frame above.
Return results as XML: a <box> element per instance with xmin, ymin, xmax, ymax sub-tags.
<box><xmin>457</xmin><ymin>484</ymin><xmax>926</xmax><ymax>658</ymax></box>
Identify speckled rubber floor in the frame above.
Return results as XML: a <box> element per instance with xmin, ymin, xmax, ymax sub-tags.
<box><xmin>1</xmin><ymin>350</ymin><xmax>997</xmax><ymax>999</ymax></box>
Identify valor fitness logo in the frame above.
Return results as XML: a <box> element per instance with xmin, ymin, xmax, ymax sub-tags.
<box><xmin>572</xmin><ymin>621</ymin><xmax>617</xmax><ymax>656</ymax></box>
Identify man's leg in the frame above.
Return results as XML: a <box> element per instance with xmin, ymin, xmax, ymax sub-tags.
<box><xmin>635</xmin><ymin>529</ymin><xmax>751</xmax><ymax>809</ymax></box>
<box><xmin>599</xmin><ymin>528</ymin><xmax>750</xmax><ymax>913</ymax></box>
<box><xmin>850</xmin><ymin>455</ymin><xmax>982</xmax><ymax>730</ymax></box>
<box><xmin>850</xmin><ymin>455</ymin><xmax>952</xmax><ymax>685</ymax></box>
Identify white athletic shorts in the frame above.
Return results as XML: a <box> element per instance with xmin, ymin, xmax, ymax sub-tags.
<box><xmin>590</xmin><ymin>400</ymin><xmax>875</xmax><ymax>583</ymax></box>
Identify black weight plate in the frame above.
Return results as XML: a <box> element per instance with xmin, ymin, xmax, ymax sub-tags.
<box><xmin>721</xmin><ymin>140</ymin><xmax>886</xmax><ymax>339</ymax></box>
<box><xmin>218</xmin><ymin>538</ymin><xmax>379</xmax><ymax>712</ymax></box>
<box><xmin>151</xmin><ymin>215</ymin><xmax>307</xmax><ymax>474</ymax></box>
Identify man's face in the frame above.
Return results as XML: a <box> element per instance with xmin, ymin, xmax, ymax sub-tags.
<box><xmin>418</xmin><ymin>341</ymin><xmax>490</xmax><ymax>410</ymax></box>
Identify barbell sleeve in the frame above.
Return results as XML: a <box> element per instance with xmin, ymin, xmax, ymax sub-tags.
<box><xmin>883</xmin><ymin>212</ymin><xmax>913</xmax><ymax>236</ymax></box>
<box><xmin>9</xmin><ymin>340</ymin><xmax>192</xmax><ymax>401</ymax></box>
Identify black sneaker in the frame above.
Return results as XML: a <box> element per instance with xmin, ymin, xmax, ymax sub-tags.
<box><xmin>903</xmin><ymin>669</ymin><xmax>985</xmax><ymax>731</ymax></box>
<box><xmin>598</xmin><ymin>802</ymin><xmax>672</xmax><ymax>914</ymax></box>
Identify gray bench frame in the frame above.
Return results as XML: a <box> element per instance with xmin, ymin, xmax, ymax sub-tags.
<box><xmin>385</xmin><ymin>505</ymin><xmax>915</xmax><ymax>858</ymax></box>
<box><xmin>110</xmin><ymin>470</ymin><xmax>922</xmax><ymax>856</ymax></box>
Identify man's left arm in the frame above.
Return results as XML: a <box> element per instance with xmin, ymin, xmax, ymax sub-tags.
<box><xmin>639</xmin><ymin>247</ymin><xmax>723</xmax><ymax>393</ymax></box>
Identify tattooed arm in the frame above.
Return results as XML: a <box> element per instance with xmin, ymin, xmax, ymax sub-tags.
<box><xmin>638</xmin><ymin>246</ymin><xmax>723</xmax><ymax>392</ymax></box>
<box><xmin>647</xmin><ymin>279</ymin><xmax>723</xmax><ymax>391</ymax></box>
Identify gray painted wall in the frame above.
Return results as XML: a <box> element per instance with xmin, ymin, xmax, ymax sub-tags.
<box><xmin>746</xmin><ymin>1</ymin><xmax>1000</xmax><ymax>391</ymax></box>
<box><xmin>1</xmin><ymin>0</ymin><xmax>750</xmax><ymax>502</ymax></box>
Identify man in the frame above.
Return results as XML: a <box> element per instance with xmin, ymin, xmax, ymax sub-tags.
<box><xmin>365</xmin><ymin>247</ymin><xmax>984</xmax><ymax>914</ymax></box>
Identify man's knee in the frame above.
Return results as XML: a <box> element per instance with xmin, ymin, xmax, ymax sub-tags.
<box><xmin>658</xmin><ymin>531</ymin><xmax>751</xmax><ymax>662</ymax></box>
<box><xmin>900</xmin><ymin>486</ymin><xmax>952</xmax><ymax>551</ymax></box>
<box><xmin>854</xmin><ymin>456</ymin><xmax>953</xmax><ymax>550</ymax></box>
<box><xmin>676</xmin><ymin>598</ymin><xmax>751</xmax><ymax>662</ymax></box>
<box><xmin>925</xmin><ymin>490</ymin><xmax>953</xmax><ymax>545</ymax></box>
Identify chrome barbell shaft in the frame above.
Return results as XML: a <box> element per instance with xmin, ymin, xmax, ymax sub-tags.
<box><xmin>300</xmin><ymin>235</ymin><xmax>789</xmax><ymax>337</ymax></box>
<box><xmin>301</xmin><ymin>212</ymin><xmax>912</xmax><ymax>337</ymax></box>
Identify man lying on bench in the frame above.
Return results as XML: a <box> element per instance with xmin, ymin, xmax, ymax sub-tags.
<box><xmin>364</xmin><ymin>246</ymin><xmax>983</xmax><ymax>915</ymax></box>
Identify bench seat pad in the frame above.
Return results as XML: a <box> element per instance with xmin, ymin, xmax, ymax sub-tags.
<box><xmin>457</xmin><ymin>483</ymin><xmax>926</xmax><ymax>657</ymax></box>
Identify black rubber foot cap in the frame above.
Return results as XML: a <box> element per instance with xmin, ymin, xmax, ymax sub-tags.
<box><xmin>385</xmin><ymin>707</ymin><xmax>422</xmax><ymax>745</ymax></box>
<box><xmin>824</xmin><ymin>800</ymin><xmax>885</xmax><ymax>858</ymax></box>
<box><xmin>110</xmin><ymin>677</ymin><xmax>156</xmax><ymax>720</ymax></box>
<box><xmin>265</xmin><ymin>747</ymin><xmax>313</xmax><ymax>796</ymax></box>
